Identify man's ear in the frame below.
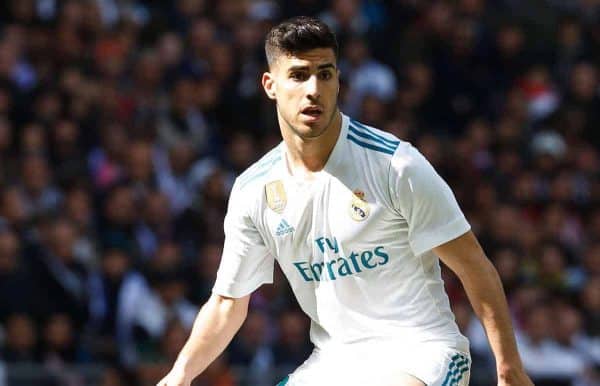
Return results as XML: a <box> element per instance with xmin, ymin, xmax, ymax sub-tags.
<box><xmin>262</xmin><ymin>72</ymin><xmax>276</xmax><ymax>100</ymax></box>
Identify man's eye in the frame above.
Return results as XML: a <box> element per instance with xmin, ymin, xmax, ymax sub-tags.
<box><xmin>290</xmin><ymin>72</ymin><xmax>307</xmax><ymax>81</ymax></box>
<box><xmin>319</xmin><ymin>71</ymin><xmax>332</xmax><ymax>80</ymax></box>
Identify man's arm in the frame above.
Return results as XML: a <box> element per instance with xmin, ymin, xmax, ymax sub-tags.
<box><xmin>433</xmin><ymin>231</ymin><xmax>534</xmax><ymax>386</ymax></box>
<box><xmin>157</xmin><ymin>293</ymin><xmax>250</xmax><ymax>386</ymax></box>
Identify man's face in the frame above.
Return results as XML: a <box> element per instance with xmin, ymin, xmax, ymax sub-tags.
<box><xmin>262</xmin><ymin>48</ymin><xmax>339</xmax><ymax>139</ymax></box>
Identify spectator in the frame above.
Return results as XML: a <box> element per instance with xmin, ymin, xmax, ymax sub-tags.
<box><xmin>98</xmin><ymin>183</ymin><xmax>138</xmax><ymax>254</ymax></box>
<box><xmin>155</xmin><ymin>141</ymin><xmax>208</xmax><ymax>215</ymax></box>
<box><xmin>125</xmin><ymin>140</ymin><xmax>157</xmax><ymax>198</ymax></box>
<box><xmin>0</xmin><ymin>1</ymin><xmax>597</xmax><ymax>384</ymax></box>
<box><xmin>62</xmin><ymin>186</ymin><xmax>98</xmax><ymax>269</ymax></box>
<box><xmin>518</xmin><ymin>303</ymin><xmax>586</xmax><ymax>385</ymax></box>
<box><xmin>319</xmin><ymin>0</ymin><xmax>370</xmax><ymax>44</ymax></box>
<box><xmin>339</xmin><ymin>34</ymin><xmax>397</xmax><ymax>117</ymax></box>
<box><xmin>49</xmin><ymin>119</ymin><xmax>87</xmax><ymax>186</ymax></box>
<box><xmin>554</xmin><ymin>302</ymin><xmax>598</xmax><ymax>369</ymax></box>
<box><xmin>40</xmin><ymin>313</ymin><xmax>79</xmax><ymax>364</ymax></box>
<box><xmin>228</xmin><ymin>310</ymin><xmax>273</xmax><ymax>385</ymax></box>
<box><xmin>17</xmin><ymin>153</ymin><xmax>62</xmax><ymax>218</ymax></box>
<box><xmin>193</xmin><ymin>354</ymin><xmax>236</xmax><ymax>386</ymax></box>
<box><xmin>40</xmin><ymin>313</ymin><xmax>88</xmax><ymax>386</ymax></box>
<box><xmin>27</xmin><ymin>217</ymin><xmax>88</xmax><ymax>325</ymax></box>
<box><xmin>115</xmin><ymin>269</ymin><xmax>197</xmax><ymax>368</ymax></box>
<box><xmin>186</xmin><ymin>243</ymin><xmax>224</xmax><ymax>306</ymax></box>
<box><xmin>0</xmin><ymin>116</ymin><xmax>16</xmax><ymax>184</ymax></box>
<box><xmin>98</xmin><ymin>366</ymin><xmax>130</xmax><ymax>386</ymax></box>
<box><xmin>135</xmin><ymin>191</ymin><xmax>175</xmax><ymax>260</ymax></box>
<box><xmin>88</xmin><ymin>123</ymin><xmax>128</xmax><ymax>191</ymax></box>
<box><xmin>1</xmin><ymin>313</ymin><xmax>37</xmax><ymax>363</ymax></box>
<box><xmin>157</xmin><ymin>77</ymin><xmax>211</xmax><ymax>154</ymax></box>
<box><xmin>87</xmin><ymin>249</ymin><xmax>137</xmax><ymax>362</ymax></box>
<box><xmin>136</xmin><ymin>319</ymin><xmax>188</xmax><ymax>385</ymax></box>
<box><xmin>1</xmin><ymin>186</ymin><xmax>29</xmax><ymax>234</ymax></box>
<box><xmin>272</xmin><ymin>310</ymin><xmax>312</xmax><ymax>373</ymax></box>
<box><xmin>0</xmin><ymin>227</ymin><xmax>36</xmax><ymax>321</ymax></box>
<box><xmin>580</xmin><ymin>278</ymin><xmax>600</xmax><ymax>337</ymax></box>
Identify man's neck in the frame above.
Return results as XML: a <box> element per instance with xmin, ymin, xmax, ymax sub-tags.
<box><xmin>281</xmin><ymin>111</ymin><xmax>342</xmax><ymax>177</ymax></box>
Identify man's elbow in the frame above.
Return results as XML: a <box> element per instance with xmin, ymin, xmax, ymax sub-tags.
<box><xmin>456</xmin><ymin>252</ymin><xmax>504</xmax><ymax>291</ymax></box>
<box><xmin>210</xmin><ymin>293</ymin><xmax>250</xmax><ymax>321</ymax></box>
<box><xmin>444</xmin><ymin>245</ymin><xmax>501</xmax><ymax>284</ymax></box>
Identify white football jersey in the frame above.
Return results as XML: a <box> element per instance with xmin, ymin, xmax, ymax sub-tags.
<box><xmin>213</xmin><ymin>113</ymin><xmax>470</xmax><ymax>352</ymax></box>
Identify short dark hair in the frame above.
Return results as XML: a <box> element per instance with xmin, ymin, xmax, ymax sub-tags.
<box><xmin>265</xmin><ymin>16</ymin><xmax>338</xmax><ymax>67</ymax></box>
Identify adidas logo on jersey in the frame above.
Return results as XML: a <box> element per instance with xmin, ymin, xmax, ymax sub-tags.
<box><xmin>275</xmin><ymin>219</ymin><xmax>294</xmax><ymax>236</ymax></box>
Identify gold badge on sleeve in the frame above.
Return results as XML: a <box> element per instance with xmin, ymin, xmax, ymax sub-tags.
<box><xmin>349</xmin><ymin>189</ymin><xmax>370</xmax><ymax>221</ymax></box>
<box><xmin>265</xmin><ymin>180</ymin><xmax>287</xmax><ymax>213</ymax></box>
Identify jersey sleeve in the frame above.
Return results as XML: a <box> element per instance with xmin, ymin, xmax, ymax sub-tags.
<box><xmin>390</xmin><ymin>145</ymin><xmax>470</xmax><ymax>256</ymax></box>
<box><xmin>212</xmin><ymin>180</ymin><xmax>274</xmax><ymax>298</ymax></box>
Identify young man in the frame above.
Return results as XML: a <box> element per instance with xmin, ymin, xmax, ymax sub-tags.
<box><xmin>159</xmin><ymin>17</ymin><xmax>534</xmax><ymax>386</ymax></box>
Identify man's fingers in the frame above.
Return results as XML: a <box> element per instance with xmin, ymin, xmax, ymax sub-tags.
<box><xmin>156</xmin><ymin>375</ymin><xmax>168</xmax><ymax>386</ymax></box>
<box><xmin>156</xmin><ymin>375</ymin><xmax>187</xmax><ymax>386</ymax></box>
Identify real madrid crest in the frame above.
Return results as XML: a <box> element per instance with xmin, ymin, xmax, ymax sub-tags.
<box><xmin>349</xmin><ymin>189</ymin><xmax>370</xmax><ymax>221</ymax></box>
<box><xmin>265</xmin><ymin>180</ymin><xmax>287</xmax><ymax>214</ymax></box>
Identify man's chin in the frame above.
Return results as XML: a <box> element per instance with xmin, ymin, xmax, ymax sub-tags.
<box><xmin>298</xmin><ymin>122</ymin><xmax>328</xmax><ymax>139</ymax></box>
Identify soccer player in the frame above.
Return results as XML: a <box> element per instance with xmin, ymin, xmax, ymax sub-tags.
<box><xmin>158</xmin><ymin>17</ymin><xmax>534</xmax><ymax>386</ymax></box>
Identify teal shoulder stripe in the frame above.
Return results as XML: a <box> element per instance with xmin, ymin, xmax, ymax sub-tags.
<box><xmin>244</xmin><ymin>147</ymin><xmax>281</xmax><ymax>175</ymax></box>
<box><xmin>347</xmin><ymin>134</ymin><xmax>395</xmax><ymax>155</ymax></box>
<box><xmin>275</xmin><ymin>375</ymin><xmax>289</xmax><ymax>386</ymax></box>
<box><xmin>238</xmin><ymin>147</ymin><xmax>282</xmax><ymax>186</ymax></box>
<box><xmin>242</xmin><ymin>146</ymin><xmax>282</xmax><ymax>174</ymax></box>
<box><xmin>238</xmin><ymin>155</ymin><xmax>281</xmax><ymax>188</ymax></box>
<box><xmin>348</xmin><ymin>123</ymin><xmax>397</xmax><ymax>151</ymax></box>
<box><xmin>350</xmin><ymin>119</ymin><xmax>400</xmax><ymax>146</ymax></box>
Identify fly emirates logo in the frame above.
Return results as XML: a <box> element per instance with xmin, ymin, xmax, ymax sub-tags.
<box><xmin>293</xmin><ymin>237</ymin><xmax>389</xmax><ymax>282</ymax></box>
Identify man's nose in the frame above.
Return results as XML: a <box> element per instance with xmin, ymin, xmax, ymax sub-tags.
<box><xmin>305</xmin><ymin>75</ymin><xmax>320</xmax><ymax>100</ymax></box>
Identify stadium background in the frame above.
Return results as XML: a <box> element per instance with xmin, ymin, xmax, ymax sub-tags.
<box><xmin>0</xmin><ymin>0</ymin><xmax>598</xmax><ymax>385</ymax></box>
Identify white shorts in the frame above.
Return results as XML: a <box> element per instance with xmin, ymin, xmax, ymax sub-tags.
<box><xmin>281</xmin><ymin>340</ymin><xmax>471</xmax><ymax>386</ymax></box>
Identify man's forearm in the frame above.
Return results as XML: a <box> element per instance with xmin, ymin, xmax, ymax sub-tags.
<box><xmin>173</xmin><ymin>293</ymin><xmax>249</xmax><ymax>379</ymax></box>
<box><xmin>435</xmin><ymin>232</ymin><xmax>526</xmax><ymax>378</ymax></box>
<box><xmin>457</xmin><ymin>256</ymin><xmax>524</xmax><ymax>375</ymax></box>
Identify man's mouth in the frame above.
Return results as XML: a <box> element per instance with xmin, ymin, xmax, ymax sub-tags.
<box><xmin>300</xmin><ymin>106</ymin><xmax>323</xmax><ymax>118</ymax></box>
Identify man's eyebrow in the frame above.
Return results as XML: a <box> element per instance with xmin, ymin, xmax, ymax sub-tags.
<box><xmin>287</xmin><ymin>65</ymin><xmax>309</xmax><ymax>72</ymax></box>
<box><xmin>317</xmin><ymin>63</ymin><xmax>336</xmax><ymax>70</ymax></box>
<box><xmin>287</xmin><ymin>63</ymin><xmax>336</xmax><ymax>72</ymax></box>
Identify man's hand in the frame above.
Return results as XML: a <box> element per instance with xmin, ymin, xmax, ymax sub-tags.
<box><xmin>498</xmin><ymin>366</ymin><xmax>535</xmax><ymax>386</ymax></box>
<box><xmin>155</xmin><ymin>294</ymin><xmax>250</xmax><ymax>386</ymax></box>
<box><xmin>156</xmin><ymin>363</ymin><xmax>192</xmax><ymax>386</ymax></box>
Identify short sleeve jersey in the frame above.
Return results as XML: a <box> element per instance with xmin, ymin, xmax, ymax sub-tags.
<box><xmin>213</xmin><ymin>113</ymin><xmax>470</xmax><ymax>351</ymax></box>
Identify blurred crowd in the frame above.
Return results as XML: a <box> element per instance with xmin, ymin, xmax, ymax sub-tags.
<box><xmin>0</xmin><ymin>0</ymin><xmax>598</xmax><ymax>385</ymax></box>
